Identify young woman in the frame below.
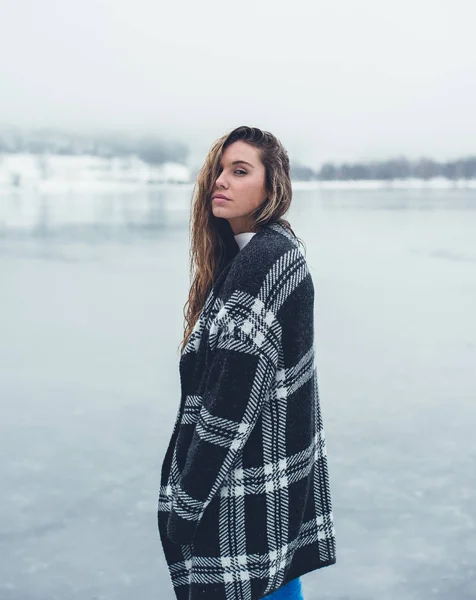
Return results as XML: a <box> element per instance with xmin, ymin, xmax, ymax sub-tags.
<box><xmin>157</xmin><ymin>126</ymin><xmax>336</xmax><ymax>600</ymax></box>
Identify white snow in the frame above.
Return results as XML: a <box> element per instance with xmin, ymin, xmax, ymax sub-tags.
<box><xmin>291</xmin><ymin>177</ymin><xmax>476</xmax><ymax>190</ymax></box>
<box><xmin>0</xmin><ymin>153</ymin><xmax>191</xmax><ymax>193</ymax></box>
<box><xmin>1</xmin><ymin>153</ymin><xmax>475</xmax><ymax>194</ymax></box>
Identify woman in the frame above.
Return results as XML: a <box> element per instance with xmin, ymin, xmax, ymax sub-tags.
<box><xmin>157</xmin><ymin>126</ymin><xmax>336</xmax><ymax>600</ymax></box>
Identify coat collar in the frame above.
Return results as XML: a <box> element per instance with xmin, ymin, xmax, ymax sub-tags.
<box><xmin>215</xmin><ymin>221</ymin><xmax>299</xmax><ymax>288</ymax></box>
<box><xmin>238</xmin><ymin>220</ymin><xmax>300</xmax><ymax>253</ymax></box>
<box><xmin>267</xmin><ymin>220</ymin><xmax>300</xmax><ymax>247</ymax></box>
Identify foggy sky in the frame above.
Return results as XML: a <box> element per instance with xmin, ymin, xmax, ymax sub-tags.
<box><xmin>0</xmin><ymin>0</ymin><xmax>475</xmax><ymax>167</ymax></box>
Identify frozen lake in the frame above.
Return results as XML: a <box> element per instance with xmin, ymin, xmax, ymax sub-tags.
<box><xmin>1</xmin><ymin>187</ymin><xmax>475</xmax><ymax>599</ymax></box>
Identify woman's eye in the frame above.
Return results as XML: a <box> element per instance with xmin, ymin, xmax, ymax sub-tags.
<box><xmin>235</xmin><ymin>169</ymin><xmax>247</xmax><ymax>175</ymax></box>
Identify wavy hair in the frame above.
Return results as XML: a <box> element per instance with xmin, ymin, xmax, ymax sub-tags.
<box><xmin>179</xmin><ymin>125</ymin><xmax>305</xmax><ymax>354</ymax></box>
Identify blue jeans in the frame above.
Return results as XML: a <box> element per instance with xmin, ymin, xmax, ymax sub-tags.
<box><xmin>261</xmin><ymin>577</ymin><xmax>304</xmax><ymax>599</ymax></box>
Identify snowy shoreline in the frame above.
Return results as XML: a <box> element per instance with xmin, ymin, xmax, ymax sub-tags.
<box><xmin>293</xmin><ymin>178</ymin><xmax>476</xmax><ymax>190</ymax></box>
<box><xmin>1</xmin><ymin>153</ymin><xmax>475</xmax><ymax>194</ymax></box>
<box><xmin>0</xmin><ymin>177</ymin><xmax>475</xmax><ymax>195</ymax></box>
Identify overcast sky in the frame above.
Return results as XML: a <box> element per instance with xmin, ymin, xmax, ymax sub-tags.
<box><xmin>0</xmin><ymin>0</ymin><xmax>475</xmax><ymax>167</ymax></box>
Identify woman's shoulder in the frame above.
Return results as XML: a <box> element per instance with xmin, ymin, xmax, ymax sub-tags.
<box><xmin>234</xmin><ymin>222</ymin><xmax>302</xmax><ymax>271</ymax></box>
<box><xmin>223</xmin><ymin>222</ymin><xmax>309</xmax><ymax>301</ymax></box>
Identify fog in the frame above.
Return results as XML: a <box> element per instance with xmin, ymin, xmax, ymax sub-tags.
<box><xmin>1</xmin><ymin>0</ymin><xmax>475</xmax><ymax>165</ymax></box>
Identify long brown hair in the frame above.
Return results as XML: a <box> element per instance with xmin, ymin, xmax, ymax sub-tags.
<box><xmin>179</xmin><ymin>125</ymin><xmax>305</xmax><ymax>354</ymax></box>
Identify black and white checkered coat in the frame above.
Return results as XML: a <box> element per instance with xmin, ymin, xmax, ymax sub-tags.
<box><xmin>157</xmin><ymin>221</ymin><xmax>336</xmax><ymax>600</ymax></box>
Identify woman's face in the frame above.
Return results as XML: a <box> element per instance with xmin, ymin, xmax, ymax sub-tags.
<box><xmin>211</xmin><ymin>140</ymin><xmax>268</xmax><ymax>235</ymax></box>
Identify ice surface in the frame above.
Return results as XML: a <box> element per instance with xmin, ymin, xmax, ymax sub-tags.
<box><xmin>0</xmin><ymin>188</ymin><xmax>475</xmax><ymax>599</ymax></box>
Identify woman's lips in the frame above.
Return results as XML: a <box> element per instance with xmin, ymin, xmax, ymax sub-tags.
<box><xmin>213</xmin><ymin>196</ymin><xmax>231</xmax><ymax>203</ymax></box>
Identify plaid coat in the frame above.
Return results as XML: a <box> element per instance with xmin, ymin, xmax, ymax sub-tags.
<box><xmin>157</xmin><ymin>221</ymin><xmax>336</xmax><ymax>600</ymax></box>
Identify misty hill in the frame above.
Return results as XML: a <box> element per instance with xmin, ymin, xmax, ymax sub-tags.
<box><xmin>0</xmin><ymin>126</ymin><xmax>188</xmax><ymax>166</ymax></box>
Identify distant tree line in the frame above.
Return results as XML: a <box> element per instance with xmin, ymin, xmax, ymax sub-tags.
<box><xmin>1</xmin><ymin>126</ymin><xmax>474</xmax><ymax>180</ymax></box>
<box><xmin>291</xmin><ymin>156</ymin><xmax>476</xmax><ymax>181</ymax></box>
<box><xmin>0</xmin><ymin>127</ymin><xmax>188</xmax><ymax>166</ymax></box>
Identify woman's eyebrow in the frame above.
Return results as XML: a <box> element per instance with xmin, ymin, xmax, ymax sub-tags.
<box><xmin>220</xmin><ymin>160</ymin><xmax>255</xmax><ymax>168</ymax></box>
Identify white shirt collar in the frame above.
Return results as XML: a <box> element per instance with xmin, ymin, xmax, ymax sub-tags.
<box><xmin>234</xmin><ymin>231</ymin><xmax>256</xmax><ymax>251</ymax></box>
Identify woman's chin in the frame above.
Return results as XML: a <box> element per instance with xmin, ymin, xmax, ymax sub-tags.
<box><xmin>211</xmin><ymin>206</ymin><xmax>231</xmax><ymax>218</ymax></box>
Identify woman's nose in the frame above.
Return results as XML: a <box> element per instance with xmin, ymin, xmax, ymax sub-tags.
<box><xmin>215</xmin><ymin>171</ymin><xmax>228</xmax><ymax>189</ymax></box>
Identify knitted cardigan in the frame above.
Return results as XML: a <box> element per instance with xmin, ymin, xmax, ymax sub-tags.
<box><xmin>157</xmin><ymin>221</ymin><xmax>336</xmax><ymax>600</ymax></box>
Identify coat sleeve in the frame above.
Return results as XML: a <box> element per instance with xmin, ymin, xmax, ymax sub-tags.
<box><xmin>166</xmin><ymin>324</ymin><xmax>279</xmax><ymax>545</ymax></box>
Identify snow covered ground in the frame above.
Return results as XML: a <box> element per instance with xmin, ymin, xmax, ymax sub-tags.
<box><xmin>1</xmin><ymin>153</ymin><xmax>475</xmax><ymax>194</ymax></box>
<box><xmin>0</xmin><ymin>188</ymin><xmax>475</xmax><ymax>599</ymax></box>
<box><xmin>291</xmin><ymin>177</ymin><xmax>476</xmax><ymax>189</ymax></box>
<box><xmin>0</xmin><ymin>153</ymin><xmax>191</xmax><ymax>192</ymax></box>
